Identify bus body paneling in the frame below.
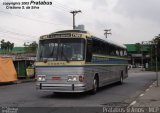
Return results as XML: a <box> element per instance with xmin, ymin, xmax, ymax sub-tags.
<box><xmin>35</xmin><ymin>30</ymin><xmax>128</xmax><ymax>93</ymax></box>
<box><xmin>36</xmin><ymin>64</ymin><xmax>128</xmax><ymax>92</ymax></box>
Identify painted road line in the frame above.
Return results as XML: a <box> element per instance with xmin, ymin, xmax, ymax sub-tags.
<box><xmin>145</xmin><ymin>88</ymin><xmax>149</xmax><ymax>92</ymax></box>
<box><xmin>140</xmin><ymin>94</ymin><xmax>144</xmax><ymax>97</ymax></box>
<box><xmin>130</xmin><ymin>101</ymin><xmax>136</xmax><ymax>106</ymax></box>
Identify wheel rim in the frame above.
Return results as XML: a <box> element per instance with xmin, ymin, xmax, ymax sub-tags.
<box><xmin>121</xmin><ymin>76</ymin><xmax>123</xmax><ymax>83</ymax></box>
<box><xmin>93</xmin><ymin>79</ymin><xmax>97</xmax><ymax>92</ymax></box>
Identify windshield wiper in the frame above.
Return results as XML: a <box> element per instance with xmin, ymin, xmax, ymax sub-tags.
<box><xmin>61</xmin><ymin>46</ymin><xmax>70</xmax><ymax>63</ymax></box>
<box><xmin>62</xmin><ymin>51</ymin><xmax>69</xmax><ymax>63</ymax></box>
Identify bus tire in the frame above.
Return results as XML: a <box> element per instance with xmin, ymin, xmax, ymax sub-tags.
<box><xmin>90</xmin><ymin>77</ymin><xmax>98</xmax><ymax>95</ymax></box>
<box><xmin>119</xmin><ymin>75</ymin><xmax>123</xmax><ymax>85</ymax></box>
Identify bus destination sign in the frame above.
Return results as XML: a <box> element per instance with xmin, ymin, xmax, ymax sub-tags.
<box><xmin>40</xmin><ymin>33</ymin><xmax>83</xmax><ymax>40</ymax></box>
<box><xmin>49</xmin><ymin>33</ymin><xmax>71</xmax><ymax>38</ymax></box>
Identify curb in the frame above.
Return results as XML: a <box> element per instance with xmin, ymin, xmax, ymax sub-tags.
<box><xmin>15</xmin><ymin>79</ymin><xmax>36</xmax><ymax>84</ymax></box>
<box><xmin>128</xmin><ymin>80</ymin><xmax>157</xmax><ymax>107</ymax></box>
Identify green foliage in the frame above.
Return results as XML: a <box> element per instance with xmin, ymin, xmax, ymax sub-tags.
<box><xmin>150</xmin><ymin>34</ymin><xmax>160</xmax><ymax>58</ymax></box>
<box><xmin>148</xmin><ymin>34</ymin><xmax>160</xmax><ymax>70</ymax></box>
<box><xmin>135</xmin><ymin>43</ymin><xmax>141</xmax><ymax>53</ymax></box>
<box><xmin>24</xmin><ymin>41</ymin><xmax>38</xmax><ymax>53</ymax></box>
<box><xmin>0</xmin><ymin>39</ymin><xmax>14</xmax><ymax>53</ymax></box>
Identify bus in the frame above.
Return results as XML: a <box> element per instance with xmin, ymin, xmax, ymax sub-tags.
<box><xmin>35</xmin><ymin>30</ymin><xmax>128</xmax><ymax>94</ymax></box>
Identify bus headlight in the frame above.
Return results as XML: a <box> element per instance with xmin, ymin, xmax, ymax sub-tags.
<box><xmin>67</xmin><ymin>75</ymin><xmax>78</xmax><ymax>82</ymax></box>
<box><xmin>37</xmin><ymin>75</ymin><xmax>46</xmax><ymax>81</ymax></box>
<box><xmin>79</xmin><ymin>75</ymin><xmax>84</xmax><ymax>82</ymax></box>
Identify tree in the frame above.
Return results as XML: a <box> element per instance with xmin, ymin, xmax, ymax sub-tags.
<box><xmin>24</xmin><ymin>41</ymin><xmax>38</xmax><ymax>53</ymax></box>
<box><xmin>149</xmin><ymin>34</ymin><xmax>160</xmax><ymax>70</ymax></box>
<box><xmin>135</xmin><ymin>43</ymin><xmax>141</xmax><ymax>53</ymax></box>
<box><xmin>152</xmin><ymin>34</ymin><xmax>160</xmax><ymax>57</ymax></box>
<box><xmin>154</xmin><ymin>34</ymin><xmax>160</xmax><ymax>60</ymax></box>
<box><xmin>0</xmin><ymin>39</ymin><xmax>5</xmax><ymax>51</ymax></box>
<box><xmin>0</xmin><ymin>39</ymin><xmax>14</xmax><ymax>53</ymax></box>
<box><xmin>6</xmin><ymin>41</ymin><xmax>11</xmax><ymax>52</ymax></box>
<box><xmin>10</xmin><ymin>43</ymin><xmax>14</xmax><ymax>51</ymax></box>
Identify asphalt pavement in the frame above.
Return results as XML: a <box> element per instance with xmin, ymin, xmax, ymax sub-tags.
<box><xmin>132</xmin><ymin>78</ymin><xmax>160</xmax><ymax>107</ymax></box>
<box><xmin>0</xmin><ymin>68</ymin><xmax>159</xmax><ymax>113</ymax></box>
<box><xmin>128</xmin><ymin>68</ymin><xmax>160</xmax><ymax>113</ymax></box>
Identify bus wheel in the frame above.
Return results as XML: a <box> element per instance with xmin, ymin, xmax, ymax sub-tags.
<box><xmin>90</xmin><ymin>78</ymin><xmax>98</xmax><ymax>94</ymax></box>
<box><xmin>119</xmin><ymin>75</ymin><xmax>123</xmax><ymax>85</ymax></box>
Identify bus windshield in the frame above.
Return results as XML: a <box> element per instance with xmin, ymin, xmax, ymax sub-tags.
<box><xmin>37</xmin><ymin>38</ymin><xmax>85</xmax><ymax>61</ymax></box>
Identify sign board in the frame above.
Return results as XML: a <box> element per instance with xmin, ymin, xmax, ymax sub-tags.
<box><xmin>40</xmin><ymin>33</ymin><xmax>83</xmax><ymax>40</ymax></box>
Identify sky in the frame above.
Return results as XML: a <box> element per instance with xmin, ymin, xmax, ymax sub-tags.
<box><xmin>0</xmin><ymin>0</ymin><xmax>160</xmax><ymax>46</ymax></box>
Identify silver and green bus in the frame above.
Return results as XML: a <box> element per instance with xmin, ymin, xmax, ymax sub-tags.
<box><xmin>35</xmin><ymin>30</ymin><xmax>128</xmax><ymax>94</ymax></box>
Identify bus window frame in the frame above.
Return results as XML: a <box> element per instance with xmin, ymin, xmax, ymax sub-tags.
<box><xmin>86</xmin><ymin>38</ymin><xmax>93</xmax><ymax>62</ymax></box>
<box><xmin>37</xmin><ymin>38</ymin><xmax>86</xmax><ymax>62</ymax></box>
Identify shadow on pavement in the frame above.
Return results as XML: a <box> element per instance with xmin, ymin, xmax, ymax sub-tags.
<box><xmin>0</xmin><ymin>82</ymin><xmax>15</xmax><ymax>86</ymax></box>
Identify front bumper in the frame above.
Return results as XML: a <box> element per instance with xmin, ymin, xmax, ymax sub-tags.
<box><xmin>36</xmin><ymin>83</ymin><xmax>86</xmax><ymax>92</ymax></box>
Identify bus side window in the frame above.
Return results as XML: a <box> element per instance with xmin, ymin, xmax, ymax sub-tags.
<box><xmin>86</xmin><ymin>39</ymin><xmax>92</xmax><ymax>62</ymax></box>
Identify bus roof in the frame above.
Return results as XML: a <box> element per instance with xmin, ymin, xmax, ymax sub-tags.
<box><xmin>40</xmin><ymin>29</ymin><xmax>126</xmax><ymax>49</ymax></box>
<box><xmin>53</xmin><ymin>30</ymin><xmax>88</xmax><ymax>34</ymax></box>
<box><xmin>91</xmin><ymin>36</ymin><xmax>126</xmax><ymax>49</ymax></box>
